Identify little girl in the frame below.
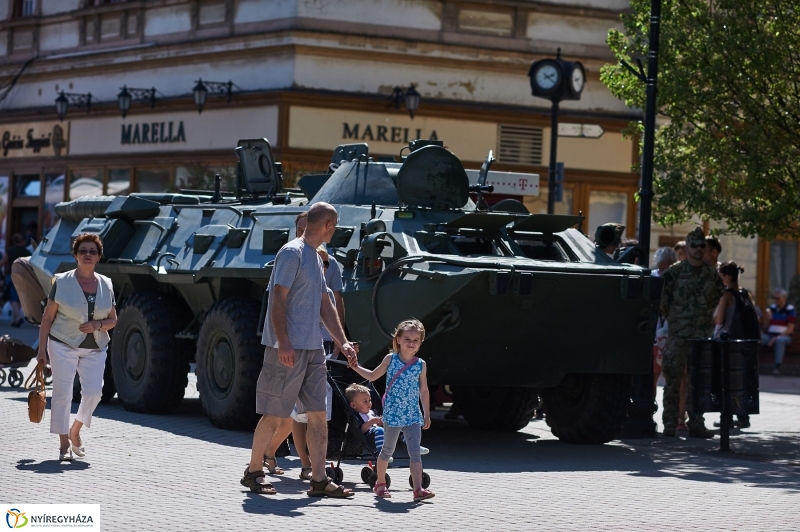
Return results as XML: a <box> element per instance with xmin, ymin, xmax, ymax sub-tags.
<box><xmin>350</xmin><ymin>318</ymin><xmax>434</xmax><ymax>501</ymax></box>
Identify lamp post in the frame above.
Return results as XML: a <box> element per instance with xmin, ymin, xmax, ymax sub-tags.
<box><xmin>193</xmin><ymin>78</ymin><xmax>233</xmax><ymax>114</ymax></box>
<box><xmin>527</xmin><ymin>49</ymin><xmax>585</xmax><ymax>213</ymax></box>
<box><xmin>617</xmin><ymin>0</ymin><xmax>662</xmax><ymax>439</ymax></box>
<box><xmin>117</xmin><ymin>85</ymin><xmax>156</xmax><ymax>118</ymax></box>
<box><xmin>390</xmin><ymin>85</ymin><xmax>421</xmax><ymax>119</ymax></box>
<box><xmin>55</xmin><ymin>91</ymin><xmax>93</xmax><ymax>121</ymax></box>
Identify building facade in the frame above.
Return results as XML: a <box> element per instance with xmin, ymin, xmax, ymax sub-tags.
<box><xmin>0</xmin><ymin>0</ymin><xmax>776</xmax><ymax>304</ymax></box>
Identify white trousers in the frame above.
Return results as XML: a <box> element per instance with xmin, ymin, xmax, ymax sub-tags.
<box><xmin>48</xmin><ymin>339</ymin><xmax>107</xmax><ymax>435</ymax></box>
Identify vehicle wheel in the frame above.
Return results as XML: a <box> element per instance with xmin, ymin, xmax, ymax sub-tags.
<box><xmin>368</xmin><ymin>472</ymin><xmax>391</xmax><ymax>489</ymax></box>
<box><xmin>361</xmin><ymin>466</ymin><xmax>373</xmax><ymax>484</ymax></box>
<box><xmin>110</xmin><ymin>292</ymin><xmax>190</xmax><ymax>414</ymax></box>
<box><xmin>409</xmin><ymin>472</ymin><xmax>431</xmax><ymax>489</ymax></box>
<box><xmin>452</xmin><ymin>386</ymin><xmax>539</xmax><ymax>431</ymax></box>
<box><xmin>195</xmin><ymin>297</ymin><xmax>262</xmax><ymax>430</ymax></box>
<box><xmin>541</xmin><ymin>373</ymin><xmax>630</xmax><ymax>445</ymax></box>
<box><xmin>9</xmin><ymin>369</ymin><xmax>23</xmax><ymax>387</ymax></box>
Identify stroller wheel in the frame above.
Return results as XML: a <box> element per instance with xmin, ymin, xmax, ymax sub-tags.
<box><xmin>9</xmin><ymin>369</ymin><xmax>23</xmax><ymax>388</ymax></box>
<box><xmin>361</xmin><ymin>466</ymin><xmax>373</xmax><ymax>484</ymax></box>
<box><xmin>43</xmin><ymin>365</ymin><xmax>53</xmax><ymax>386</ymax></box>
<box><xmin>409</xmin><ymin>472</ymin><xmax>431</xmax><ymax>489</ymax></box>
<box><xmin>368</xmin><ymin>472</ymin><xmax>391</xmax><ymax>489</ymax></box>
<box><xmin>0</xmin><ymin>368</ymin><xmax>6</xmax><ymax>386</ymax></box>
<box><xmin>325</xmin><ymin>465</ymin><xmax>344</xmax><ymax>485</ymax></box>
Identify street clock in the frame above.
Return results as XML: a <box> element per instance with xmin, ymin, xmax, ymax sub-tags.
<box><xmin>528</xmin><ymin>56</ymin><xmax>585</xmax><ymax>101</ymax></box>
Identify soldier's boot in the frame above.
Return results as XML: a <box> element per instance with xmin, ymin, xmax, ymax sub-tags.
<box><xmin>688</xmin><ymin>425</ymin><xmax>714</xmax><ymax>439</ymax></box>
<box><xmin>662</xmin><ymin>425</ymin><xmax>677</xmax><ymax>437</ymax></box>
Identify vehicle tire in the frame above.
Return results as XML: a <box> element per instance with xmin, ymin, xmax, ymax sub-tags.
<box><xmin>110</xmin><ymin>292</ymin><xmax>190</xmax><ymax>414</ymax></box>
<box><xmin>541</xmin><ymin>373</ymin><xmax>630</xmax><ymax>445</ymax></box>
<box><xmin>452</xmin><ymin>386</ymin><xmax>539</xmax><ymax>431</ymax></box>
<box><xmin>195</xmin><ymin>297</ymin><xmax>262</xmax><ymax>430</ymax></box>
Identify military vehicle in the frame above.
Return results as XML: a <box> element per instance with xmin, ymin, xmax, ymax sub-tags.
<box><xmin>25</xmin><ymin>138</ymin><xmax>661</xmax><ymax>444</ymax></box>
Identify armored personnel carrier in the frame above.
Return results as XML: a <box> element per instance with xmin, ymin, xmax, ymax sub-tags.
<box><xmin>25</xmin><ymin>138</ymin><xmax>661</xmax><ymax>444</ymax></box>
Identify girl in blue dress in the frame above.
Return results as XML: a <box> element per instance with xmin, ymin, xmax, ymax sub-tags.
<box><xmin>350</xmin><ymin>319</ymin><xmax>434</xmax><ymax>501</ymax></box>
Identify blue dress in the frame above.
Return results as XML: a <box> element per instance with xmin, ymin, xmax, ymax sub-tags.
<box><xmin>382</xmin><ymin>353</ymin><xmax>423</xmax><ymax>427</ymax></box>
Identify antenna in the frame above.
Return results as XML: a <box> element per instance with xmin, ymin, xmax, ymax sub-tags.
<box><xmin>474</xmin><ymin>150</ymin><xmax>495</xmax><ymax>210</ymax></box>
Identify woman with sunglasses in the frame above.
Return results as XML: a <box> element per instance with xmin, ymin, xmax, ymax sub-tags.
<box><xmin>36</xmin><ymin>233</ymin><xmax>117</xmax><ymax>461</ymax></box>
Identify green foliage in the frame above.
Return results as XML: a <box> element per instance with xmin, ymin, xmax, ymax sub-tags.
<box><xmin>601</xmin><ymin>0</ymin><xmax>800</xmax><ymax>239</ymax></box>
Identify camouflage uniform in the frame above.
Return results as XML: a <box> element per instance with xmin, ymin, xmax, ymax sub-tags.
<box><xmin>659</xmin><ymin>245</ymin><xmax>724</xmax><ymax>430</ymax></box>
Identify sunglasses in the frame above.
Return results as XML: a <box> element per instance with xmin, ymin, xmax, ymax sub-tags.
<box><xmin>689</xmin><ymin>243</ymin><xmax>707</xmax><ymax>249</ymax></box>
<box><xmin>77</xmin><ymin>249</ymin><xmax>99</xmax><ymax>256</ymax></box>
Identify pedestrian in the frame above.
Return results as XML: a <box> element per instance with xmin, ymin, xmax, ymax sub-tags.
<box><xmin>712</xmin><ymin>261</ymin><xmax>759</xmax><ymax>428</ymax></box>
<box><xmin>241</xmin><ymin>202</ymin><xmax>356</xmax><ymax>497</ymax></box>
<box><xmin>594</xmin><ymin>223</ymin><xmax>625</xmax><ymax>259</ymax></box>
<box><xmin>36</xmin><ymin>233</ymin><xmax>117</xmax><ymax>460</ymax></box>
<box><xmin>0</xmin><ymin>233</ymin><xmax>32</xmax><ymax>327</ymax></box>
<box><xmin>704</xmin><ymin>235</ymin><xmax>722</xmax><ymax>268</ymax></box>
<box><xmin>760</xmin><ymin>288</ymin><xmax>795</xmax><ymax>375</ymax></box>
<box><xmin>651</xmin><ymin>247</ymin><xmax>677</xmax><ymax>397</ymax></box>
<box><xmin>349</xmin><ymin>319</ymin><xmax>435</xmax><ymax>501</ymax></box>
<box><xmin>673</xmin><ymin>241</ymin><xmax>687</xmax><ymax>261</ymax></box>
<box><xmin>659</xmin><ymin>227</ymin><xmax>723</xmax><ymax>438</ymax></box>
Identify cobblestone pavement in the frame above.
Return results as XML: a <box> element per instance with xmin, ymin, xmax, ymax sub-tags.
<box><xmin>1</xmin><ymin>321</ymin><xmax>799</xmax><ymax>531</ymax></box>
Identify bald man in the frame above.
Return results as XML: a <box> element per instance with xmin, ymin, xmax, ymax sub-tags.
<box><xmin>242</xmin><ymin>202</ymin><xmax>357</xmax><ymax>497</ymax></box>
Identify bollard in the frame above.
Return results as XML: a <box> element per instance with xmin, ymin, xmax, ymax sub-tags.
<box><xmin>689</xmin><ymin>337</ymin><xmax>759</xmax><ymax>452</ymax></box>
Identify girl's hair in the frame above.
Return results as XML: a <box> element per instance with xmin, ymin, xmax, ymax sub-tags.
<box><xmin>391</xmin><ymin>318</ymin><xmax>425</xmax><ymax>353</ymax></box>
<box><xmin>72</xmin><ymin>233</ymin><xmax>103</xmax><ymax>256</ymax></box>
<box><xmin>719</xmin><ymin>260</ymin><xmax>744</xmax><ymax>282</ymax></box>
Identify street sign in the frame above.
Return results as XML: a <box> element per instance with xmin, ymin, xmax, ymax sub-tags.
<box><xmin>465</xmin><ymin>169</ymin><xmax>539</xmax><ymax>196</ymax></box>
<box><xmin>558</xmin><ymin>123</ymin><xmax>604</xmax><ymax>138</ymax></box>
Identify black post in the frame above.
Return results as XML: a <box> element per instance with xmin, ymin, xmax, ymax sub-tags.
<box><xmin>620</xmin><ymin>0</ymin><xmax>661</xmax><ymax>439</ymax></box>
<box><xmin>548</xmin><ymin>99</ymin><xmax>560</xmax><ymax>214</ymax></box>
<box><xmin>720</xmin><ymin>340</ymin><xmax>731</xmax><ymax>451</ymax></box>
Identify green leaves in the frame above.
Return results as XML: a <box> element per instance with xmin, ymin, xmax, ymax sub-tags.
<box><xmin>603</xmin><ymin>0</ymin><xmax>800</xmax><ymax>239</ymax></box>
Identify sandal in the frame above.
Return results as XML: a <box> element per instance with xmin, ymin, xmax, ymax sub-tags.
<box><xmin>307</xmin><ymin>477</ymin><xmax>354</xmax><ymax>498</ymax></box>
<box><xmin>299</xmin><ymin>467</ymin><xmax>313</xmax><ymax>481</ymax></box>
<box><xmin>373</xmin><ymin>483</ymin><xmax>391</xmax><ymax>498</ymax></box>
<box><xmin>240</xmin><ymin>467</ymin><xmax>277</xmax><ymax>495</ymax></box>
<box><xmin>262</xmin><ymin>455</ymin><xmax>284</xmax><ymax>475</ymax></box>
<box><xmin>413</xmin><ymin>488</ymin><xmax>435</xmax><ymax>502</ymax></box>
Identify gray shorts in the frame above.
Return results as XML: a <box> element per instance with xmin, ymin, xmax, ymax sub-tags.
<box><xmin>256</xmin><ymin>346</ymin><xmax>326</xmax><ymax>418</ymax></box>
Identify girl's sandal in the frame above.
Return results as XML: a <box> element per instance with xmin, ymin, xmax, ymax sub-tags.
<box><xmin>373</xmin><ymin>483</ymin><xmax>391</xmax><ymax>498</ymax></box>
<box><xmin>413</xmin><ymin>488</ymin><xmax>435</xmax><ymax>502</ymax></box>
<box><xmin>298</xmin><ymin>467</ymin><xmax>313</xmax><ymax>481</ymax></box>
<box><xmin>240</xmin><ymin>467</ymin><xmax>277</xmax><ymax>495</ymax></box>
<box><xmin>262</xmin><ymin>455</ymin><xmax>284</xmax><ymax>475</ymax></box>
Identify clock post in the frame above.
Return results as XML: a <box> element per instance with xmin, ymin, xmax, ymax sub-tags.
<box><xmin>528</xmin><ymin>49</ymin><xmax>585</xmax><ymax>214</ymax></box>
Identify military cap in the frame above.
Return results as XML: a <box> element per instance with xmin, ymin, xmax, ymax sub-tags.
<box><xmin>595</xmin><ymin>223</ymin><xmax>625</xmax><ymax>247</ymax></box>
<box><xmin>686</xmin><ymin>227</ymin><xmax>706</xmax><ymax>245</ymax></box>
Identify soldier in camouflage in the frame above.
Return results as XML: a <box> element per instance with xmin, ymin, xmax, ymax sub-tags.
<box><xmin>659</xmin><ymin>227</ymin><xmax>724</xmax><ymax>438</ymax></box>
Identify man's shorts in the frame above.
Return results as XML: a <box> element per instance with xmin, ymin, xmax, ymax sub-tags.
<box><xmin>256</xmin><ymin>346</ymin><xmax>326</xmax><ymax>418</ymax></box>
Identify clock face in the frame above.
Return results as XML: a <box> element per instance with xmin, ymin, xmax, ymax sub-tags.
<box><xmin>535</xmin><ymin>64</ymin><xmax>560</xmax><ymax>91</ymax></box>
<box><xmin>571</xmin><ymin>64</ymin><xmax>585</xmax><ymax>93</ymax></box>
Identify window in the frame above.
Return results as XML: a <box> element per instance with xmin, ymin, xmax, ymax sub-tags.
<box><xmin>769</xmin><ymin>241</ymin><xmax>797</xmax><ymax>293</ymax></box>
<box><xmin>43</xmin><ymin>173</ymin><xmax>65</xmax><ymax>234</ymax></box>
<box><xmin>13</xmin><ymin>0</ymin><xmax>35</xmax><ymax>17</ymax></box>
<box><xmin>497</xmin><ymin>125</ymin><xmax>543</xmax><ymax>165</ymax></box>
<box><xmin>108</xmin><ymin>168</ymin><xmax>130</xmax><ymax>195</ymax></box>
<box><xmin>588</xmin><ymin>190</ymin><xmax>628</xmax><ymax>241</ymax></box>
<box><xmin>136</xmin><ymin>169</ymin><xmax>171</xmax><ymax>193</ymax></box>
<box><xmin>15</xmin><ymin>175</ymin><xmax>40</xmax><ymax>197</ymax></box>
<box><xmin>523</xmin><ymin>188</ymin><xmax>573</xmax><ymax>216</ymax></box>
<box><xmin>69</xmin><ymin>169</ymin><xmax>103</xmax><ymax>199</ymax></box>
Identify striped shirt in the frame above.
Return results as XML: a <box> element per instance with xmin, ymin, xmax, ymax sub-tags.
<box><xmin>767</xmin><ymin>303</ymin><xmax>796</xmax><ymax>335</ymax></box>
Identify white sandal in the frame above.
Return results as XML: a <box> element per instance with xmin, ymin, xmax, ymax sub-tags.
<box><xmin>70</xmin><ymin>437</ymin><xmax>85</xmax><ymax>458</ymax></box>
<box><xmin>59</xmin><ymin>447</ymin><xmax>73</xmax><ymax>461</ymax></box>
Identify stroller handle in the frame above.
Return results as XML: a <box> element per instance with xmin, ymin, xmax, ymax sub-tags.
<box><xmin>326</xmin><ymin>358</ymin><xmax>349</xmax><ymax>366</ymax></box>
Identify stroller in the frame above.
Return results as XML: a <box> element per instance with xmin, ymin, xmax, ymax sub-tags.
<box><xmin>325</xmin><ymin>357</ymin><xmax>431</xmax><ymax>490</ymax></box>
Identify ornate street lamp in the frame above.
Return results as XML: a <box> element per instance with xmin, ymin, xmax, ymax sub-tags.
<box><xmin>117</xmin><ymin>85</ymin><xmax>156</xmax><ymax>118</ymax></box>
<box><xmin>193</xmin><ymin>78</ymin><xmax>233</xmax><ymax>114</ymax></box>
<box><xmin>390</xmin><ymin>85</ymin><xmax>421</xmax><ymax>119</ymax></box>
<box><xmin>55</xmin><ymin>90</ymin><xmax>93</xmax><ymax>121</ymax></box>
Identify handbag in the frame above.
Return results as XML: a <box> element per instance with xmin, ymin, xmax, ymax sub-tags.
<box><xmin>24</xmin><ymin>361</ymin><xmax>46</xmax><ymax>424</ymax></box>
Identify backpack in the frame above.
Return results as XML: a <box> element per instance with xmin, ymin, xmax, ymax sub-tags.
<box><xmin>726</xmin><ymin>289</ymin><xmax>761</xmax><ymax>340</ymax></box>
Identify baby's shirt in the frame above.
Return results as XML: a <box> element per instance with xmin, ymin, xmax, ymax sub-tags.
<box><xmin>358</xmin><ymin>410</ymin><xmax>378</xmax><ymax>423</ymax></box>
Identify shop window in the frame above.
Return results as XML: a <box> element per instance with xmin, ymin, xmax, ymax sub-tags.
<box><xmin>108</xmin><ymin>168</ymin><xmax>131</xmax><ymax>196</ymax></box>
<box><xmin>588</xmin><ymin>190</ymin><xmax>628</xmax><ymax>241</ymax></box>
<box><xmin>15</xmin><ymin>175</ymin><xmax>40</xmax><ymax>197</ymax></box>
<box><xmin>69</xmin><ymin>169</ymin><xmax>103</xmax><ymax>199</ymax></box>
<box><xmin>175</xmin><ymin>166</ymin><xmax>236</xmax><ymax>192</ymax></box>
<box><xmin>769</xmin><ymin>241</ymin><xmax>797</xmax><ymax>293</ymax></box>
<box><xmin>0</xmin><ymin>175</ymin><xmax>9</xmax><ymax>250</ymax></box>
<box><xmin>136</xmin><ymin>169</ymin><xmax>171</xmax><ymax>193</ymax></box>
<box><xmin>43</xmin><ymin>173</ymin><xmax>65</xmax><ymax>234</ymax></box>
<box><xmin>523</xmin><ymin>188</ymin><xmax>573</xmax><ymax>216</ymax></box>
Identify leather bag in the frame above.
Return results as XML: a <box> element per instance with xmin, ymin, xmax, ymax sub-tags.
<box><xmin>24</xmin><ymin>362</ymin><xmax>46</xmax><ymax>423</ymax></box>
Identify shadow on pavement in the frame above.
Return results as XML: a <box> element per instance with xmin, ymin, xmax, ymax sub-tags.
<box><xmin>15</xmin><ymin>459</ymin><xmax>90</xmax><ymax>474</ymax></box>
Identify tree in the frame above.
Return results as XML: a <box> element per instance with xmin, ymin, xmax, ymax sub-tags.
<box><xmin>601</xmin><ymin>0</ymin><xmax>800</xmax><ymax>239</ymax></box>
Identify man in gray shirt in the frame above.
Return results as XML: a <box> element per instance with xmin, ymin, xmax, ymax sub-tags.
<box><xmin>241</xmin><ymin>202</ymin><xmax>356</xmax><ymax>497</ymax></box>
